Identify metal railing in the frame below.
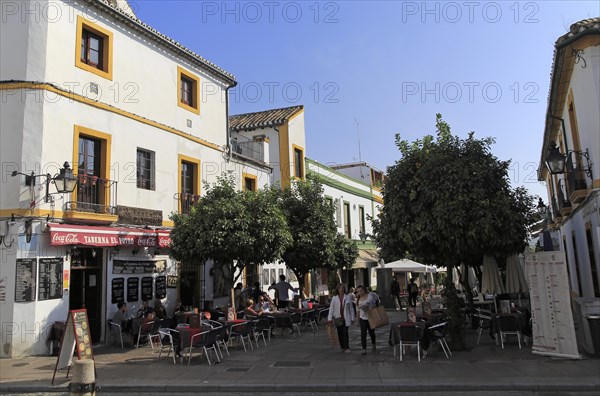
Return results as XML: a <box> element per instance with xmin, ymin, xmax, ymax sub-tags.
<box><xmin>231</xmin><ymin>137</ymin><xmax>264</xmax><ymax>163</ymax></box>
<box><xmin>565</xmin><ymin>155</ymin><xmax>588</xmax><ymax>197</ymax></box>
<box><xmin>65</xmin><ymin>175</ymin><xmax>118</xmax><ymax>215</ymax></box>
<box><xmin>179</xmin><ymin>193</ymin><xmax>201</xmax><ymax>215</ymax></box>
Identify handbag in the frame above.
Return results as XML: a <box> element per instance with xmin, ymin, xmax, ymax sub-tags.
<box><xmin>334</xmin><ymin>317</ymin><xmax>345</xmax><ymax>327</ymax></box>
<box><xmin>368</xmin><ymin>306</ymin><xmax>389</xmax><ymax>329</ymax></box>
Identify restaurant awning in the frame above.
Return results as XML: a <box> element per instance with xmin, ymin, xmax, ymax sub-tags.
<box><xmin>384</xmin><ymin>258</ymin><xmax>437</xmax><ymax>273</ymax></box>
<box><xmin>353</xmin><ymin>249</ymin><xmax>379</xmax><ymax>269</ymax></box>
<box><xmin>48</xmin><ymin>223</ymin><xmax>171</xmax><ymax>247</ymax></box>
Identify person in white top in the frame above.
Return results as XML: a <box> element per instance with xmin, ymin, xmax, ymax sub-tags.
<box><xmin>268</xmin><ymin>274</ymin><xmax>297</xmax><ymax>309</ymax></box>
<box><xmin>356</xmin><ymin>285</ymin><xmax>377</xmax><ymax>355</ymax></box>
<box><xmin>327</xmin><ymin>284</ymin><xmax>356</xmax><ymax>353</ymax></box>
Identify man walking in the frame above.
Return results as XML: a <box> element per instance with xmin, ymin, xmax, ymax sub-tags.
<box><xmin>268</xmin><ymin>274</ymin><xmax>297</xmax><ymax>309</ymax></box>
<box><xmin>391</xmin><ymin>276</ymin><xmax>401</xmax><ymax>311</ymax></box>
<box><xmin>408</xmin><ymin>277</ymin><xmax>419</xmax><ymax>308</ymax></box>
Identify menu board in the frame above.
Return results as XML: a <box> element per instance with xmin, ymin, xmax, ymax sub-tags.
<box><xmin>524</xmin><ymin>251</ymin><xmax>580</xmax><ymax>359</ymax></box>
<box><xmin>38</xmin><ymin>258</ymin><xmax>63</xmax><ymax>301</ymax></box>
<box><xmin>155</xmin><ymin>275</ymin><xmax>166</xmax><ymax>299</ymax></box>
<box><xmin>15</xmin><ymin>258</ymin><xmax>36</xmax><ymax>302</ymax></box>
<box><xmin>113</xmin><ymin>260</ymin><xmax>166</xmax><ymax>274</ymax></box>
<box><xmin>111</xmin><ymin>278</ymin><xmax>125</xmax><ymax>304</ymax></box>
<box><xmin>141</xmin><ymin>277</ymin><xmax>153</xmax><ymax>301</ymax></box>
<box><xmin>72</xmin><ymin>309</ymin><xmax>93</xmax><ymax>360</ymax></box>
<box><xmin>52</xmin><ymin>309</ymin><xmax>95</xmax><ymax>384</ymax></box>
<box><xmin>127</xmin><ymin>277</ymin><xmax>139</xmax><ymax>302</ymax></box>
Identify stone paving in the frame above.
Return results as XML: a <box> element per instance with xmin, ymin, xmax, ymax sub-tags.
<box><xmin>1</xmin><ymin>310</ymin><xmax>599</xmax><ymax>395</ymax></box>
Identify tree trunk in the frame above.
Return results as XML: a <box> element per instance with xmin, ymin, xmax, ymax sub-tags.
<box><xmin>443</xmin><ymin>267</ymin><xmax>466</xmax><ymax>351</ymax></box>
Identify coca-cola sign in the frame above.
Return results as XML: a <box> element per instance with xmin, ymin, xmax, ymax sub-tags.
<box><xmin>51</xmin><ymin>233</ymin><xmax>81</xmax><ymax>245</ymax></box>
<box><xmin>49</xmin><ymin>223</ymin><xmax>171</xmax><ymax>248</ymax></box>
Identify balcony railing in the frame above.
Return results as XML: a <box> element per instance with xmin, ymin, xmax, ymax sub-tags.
<box><xmin>64</xmin><ymin>176</ymin><xmax>118</xmax><ymax>217</ymax></box>
<box><xmin>557</xmin><ymin>179</ymin><xmax>572</xmax><ymax>217</ymax></box>
<box><xmin>231</xmin><ymin>138</ymin><xmax>264</xmax><ymax>163</ymax></box>
<box><xmin>565</xmin><ymin>155</ymin><xmax>588</xmax><ymax>204</ymax></box>
<box><xmin>178</xmin><ymin>193</ymin><xmax>200</xmax><ymax>215</ymax></box>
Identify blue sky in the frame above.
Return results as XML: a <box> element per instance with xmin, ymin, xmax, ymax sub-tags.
<box><xmin>135</xmin><ymin>1</ymin><xmax>598</xmax><ymax>198</ymax></box>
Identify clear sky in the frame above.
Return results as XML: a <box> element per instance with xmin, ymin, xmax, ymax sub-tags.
<box><xmin>134</xmin><ymin>1</ymin><xmax>598</xmax><ymax>198</ymax></box>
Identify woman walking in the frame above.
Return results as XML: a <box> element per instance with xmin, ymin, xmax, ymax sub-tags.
<box><xmin>356</xmin><ymin>285</ymin><xmax>377</xmax><ymax>355</ymax></box>
<box><xmin>327</xmin><ymin>284</ymin><xmax>355</xmax><ymax>353</ymax></box>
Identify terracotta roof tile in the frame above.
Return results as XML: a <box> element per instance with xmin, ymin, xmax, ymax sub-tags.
<box><xmin>229</xmin><ymin>105</ymin><xmax>304</xmax><ymax>131</ymax></box>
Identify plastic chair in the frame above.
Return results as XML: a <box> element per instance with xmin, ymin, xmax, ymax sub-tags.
<box><xmin>395</xmin><ymin>325</ymin><xmax>423</xmax><ymax>362</ymax></box>
<box><xmin>186</xmin><ymin>329</ymin><xmax>221</xmax><ymax>365</ymax></box>
<box><xmin>427</xmin><ymin>321</ymin><xmax>452</xmax><ymax>358</ymax></box>
<box><xmin>497</xmin><ymin>315</ymin><xmax>522</xmax><ymax>349</ymax></box>
<box><xmin>229</xmin><ymin>321</ymin><xmax>253</xmax><ymax>352</ymax></box>
<box><xmin>157</xmin><ymin>328</ymin><xmax>179</xmax><ymax>364</ymax></box>
<box><xmin>107</xmin><ymin>319</ymin><xmax>127</xmax><ymax>349</ymax></box>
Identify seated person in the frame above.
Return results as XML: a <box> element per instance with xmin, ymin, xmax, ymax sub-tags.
<box><xmin>244</xmin><ymin>299</ymin><xmax>264</xmax><ymax>317</ymax></box>
<box><xmin>257</xmin><ymin>293</ymin><xmax>275</xmax><ymax>312</ymax></box>
<box><xmin>154</xmin><ymin>299</ymin><xmax>167</xmax><ymax>320</ymax></box>
<box><xmin>112</xmin><ymin>302</ymin><xmax>131</xmax><ymax>332</ymax></box>
<box><xmin>137</xmin><ymin>301</ymin><xmax>154</xmax><ymax>318</ymax></box>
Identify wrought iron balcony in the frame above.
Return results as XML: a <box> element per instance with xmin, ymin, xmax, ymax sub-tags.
<box><xmin>565</xmin><ymin>155</ymin><xmax>589</xmax><ymax>204</ymax></box>
<box><xmin>64</xmin><ymin>175</ymin><xmax>118</xmax><ymax>222</ymax></box>
<box><xmin>178</xmin><ymin>192</ymin><xmax>201</xmax><ymax>215</ymax></box>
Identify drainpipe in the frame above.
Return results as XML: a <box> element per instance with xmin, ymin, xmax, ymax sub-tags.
<box><xmin>225</xmin><ymin>81</ymin><xmax>238</xmax><ymax>163</ymax></box>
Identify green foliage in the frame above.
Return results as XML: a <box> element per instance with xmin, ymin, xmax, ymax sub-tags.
<box><xmin>278</xmin><ymin>178</ymin><xmax>358</xmax><ymax>290</ymax></box>
<box><xmin>374</xmin><ymin>113</ymin><xmax>537</xmax><ymax>268</ymax></box>
<box><xmin>169</xmin><ymin>175</ymin><xmax>292</xmax><ymax>291</ymax></box>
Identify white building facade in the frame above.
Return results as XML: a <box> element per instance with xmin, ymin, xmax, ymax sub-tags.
<box><xmin>0</xmin><ymin>0</ymin><xmax>271</xmax><ymax>356</ymax></box>
<box><xmin>537</xmin><ymin>18</ymin><xmax>600</xmax><ymax>355</ymax></box>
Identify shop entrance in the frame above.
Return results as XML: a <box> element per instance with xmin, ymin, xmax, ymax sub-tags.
<box><xmin>69</xmin><ymin>248</ymin><xmax>103</xmax><ymax>343</ymax></box>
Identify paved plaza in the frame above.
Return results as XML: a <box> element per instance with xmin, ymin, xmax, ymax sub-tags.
<box><xmin>1</xmin><ymin>310</ymin><xmax>599</xmax><ymax>395</ymax></box>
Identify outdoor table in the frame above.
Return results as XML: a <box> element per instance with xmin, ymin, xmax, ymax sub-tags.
<box><xmin>179</xmin><ymin>325</ymin><xmax>212</xmax><ymax>350</ymax></box>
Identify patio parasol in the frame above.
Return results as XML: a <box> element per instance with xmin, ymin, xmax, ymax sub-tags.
<box><xmin>481</xmin><ymin>256</ymin><xmax>505</xmax><ymax>312</ymax></box>
<box><xmin>505</xmin><ymin>255</ymin><xmax>528</xmax><ymax>294</ymax></box>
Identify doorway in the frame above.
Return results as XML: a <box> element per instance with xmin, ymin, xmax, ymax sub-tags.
<box><xmin>69</xmin><ymin>248</ymin><xmax>103</xmax><ymax>343</ymax></box>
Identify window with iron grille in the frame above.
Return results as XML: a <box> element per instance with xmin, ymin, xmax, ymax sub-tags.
<box><xmin>137</xmin><ymin>148</ymin><xmax>155</xmax><ymax>190</ymax></box>
<box><xmin>180</xmin><ymin>75</ymin><xmax>194</xmax><ymax>106</ymax></box>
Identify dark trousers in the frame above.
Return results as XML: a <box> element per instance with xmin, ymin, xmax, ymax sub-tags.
<box><xmin>359</xmin><ymin>318</ymin><xmax>376</xmax><ymax>349</ymax></box>
<box><xmin>409</xmin><ymin>293</ymin><xmax>418</xmax><ymax>307</ymax></box>
<box><xmin>336</xmin><ymin>324</ymin><xmax>349</xmax><ymax>350</ymax></box>
<box><xmin>392</xmin><ymin>294</ymin><xmax>401</xmax><ymax>310</ymax></box>
<box><xmin>277</xmin><ymin>300</ymin><xmax>289</xmax><ymax>309</ymax></box>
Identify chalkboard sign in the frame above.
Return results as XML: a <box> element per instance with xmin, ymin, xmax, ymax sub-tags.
<box><xmin>127</xmin><ymin>277</ymin><xmax>139</xmax><ymax>302</ymax></box>
<box><xmin>38</xmin><ymin>258</ymin><xmax>63</xmax><ymax>301</ymax></box>
<box><xmin>15</xmin><ymin>258</ymin><xmax>36</xmax><ymax>302</ymax></box>
<box><xmin>111</xmin><ymin>278</ymin><xmax>125</xmax><ymax>304</ymax></box>
<box><xmin>141</xmin><ymin>277</ymin><xmax>153</xmax><ymax>301</ymax></box>
<box><xmin>155</xmin><ymin>275</ymin><xmax>166</xmax><ymax>299</ymax></box>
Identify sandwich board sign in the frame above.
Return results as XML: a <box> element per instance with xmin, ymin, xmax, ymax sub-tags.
<box><xmin>52</xmin><ymin>309</ymin><xmax>96</xmax><ymax>384</ymax></box>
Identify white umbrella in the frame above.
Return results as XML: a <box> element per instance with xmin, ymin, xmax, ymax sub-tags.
<box><xmin>505</xmin><ymin>254</ymin><xmax>528</xmax><ymax>294</ymax></box>
<box><xmin>481</xmin><ymin>256</ymin><xmax>505</xmax><ymax>295</ymax></box>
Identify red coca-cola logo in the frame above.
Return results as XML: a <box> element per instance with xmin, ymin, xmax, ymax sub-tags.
<box><xmin>158</xmin><ymin>237</ymin><xmax>171</xmax><ymax>248</ymax></box>
<box><xmin>52</xmin><ymin>233</ymin><xmax>80</xmax><ymax>244</ymax></box>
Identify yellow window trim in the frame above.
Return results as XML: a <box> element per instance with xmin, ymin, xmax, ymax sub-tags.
<box><xmin>292</xmin><ymin>144</ymin><xmax>305</xmax><ymax>181</ymax></box>
<box><xmin>72</xmin><ymin>125</ymin><xmax>112</xmax><ymax>207</ymax></box>
<box><xmin>75</xmin><ymin>15</ymin><xmax>113</xmax><ymax>80</ymax></box>
<box><xmin>177</xmin><ymin>66</ymin><xmax>201</xmax><ymax>115</ymax></box>
<box><xmin>178</xmin><ymin>154</ymin><xmax>201</xmax><ymax>213</ymax></box>
<box><xmin>242</xmin><ymin>172</ymin><xmax>258</xmax><ymax>191</ymax></box>
<box><xmin>0</xmin><ymin>83</ymin><xmax>221</xmax><ymax>151</ymax></box>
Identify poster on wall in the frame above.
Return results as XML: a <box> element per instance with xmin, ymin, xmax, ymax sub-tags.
<box><xmin>0</xmin><ymin>276</ymin><xmax>7</xmax><ymax>303</ymax></box>
<box><xmin>523</xmin><ymin>251</ymin><xmax>580</xmax><ymax>359</ymax></box>
<box><xmin>15</xmin><ymin>258</ymin><xmax>36</xmax><ymax>302</ymax></box>
<box><xmin>111</xmin><ymin>278</ymin><xmax>125</xmax><ymax>304</ymax></box>
<box><xmin>166</xmin><ymin>275</ymin><xmax>178</xmax><ymax>288</ymax></box>
<box><xmin>38</xmin><ymin>258</ymin><xmax>63</xmax><ymax>301</ymax></box>
<box><xmin>127</xmin><ymin>277</ymin><xmax>139</xmax><ymax>302</ymax></box>
<box><xmin>141</xmin><ymin>277</ymin><xmax>153</xmax><ymax>301</ymax></box>
<box><xmin>155</xmin><ymin>275</ymin><xmax>166</xmax><ymax>299</ymax></box>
